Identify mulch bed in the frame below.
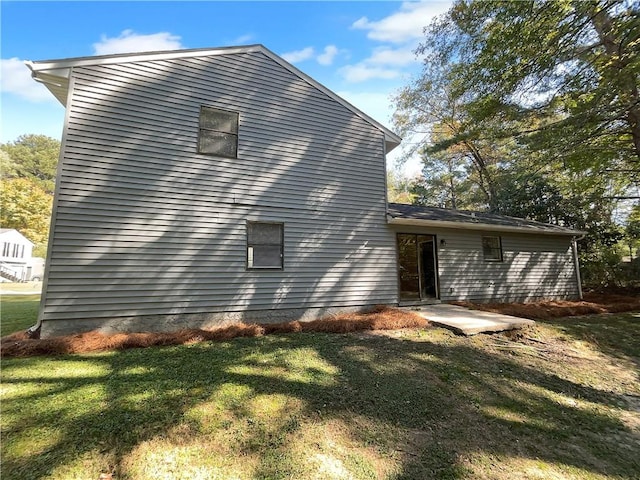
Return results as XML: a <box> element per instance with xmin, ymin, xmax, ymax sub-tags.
<box><xmin>0</xmin><ymin>306</ymin><xmax>428</xmax><ymax>358</ymax></box>
<box><xmin>4</xmin><ymin>293</ymin><xmax>638</xmax><ymax>358</ymax></box>
<box><xmin>453</xmin><ymin>292</ymin><xmax>640</xmax><ymax>320</ymax></box>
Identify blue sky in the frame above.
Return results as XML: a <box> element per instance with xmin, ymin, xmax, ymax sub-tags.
<box><xmin>1</xmin><ymin>1</ymin><xmax>451</xmax><ymax>172</ymax></box>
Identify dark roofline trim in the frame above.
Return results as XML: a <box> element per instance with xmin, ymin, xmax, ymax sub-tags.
<box><xmin>387</xmin><ymin>203</ymin><xmax>586</xmax><ymax>237</ymax></box>
<box><xmin>387</xmin><ymin>216</ymin><xmax>585</xmax><ymax>236</ymax></box>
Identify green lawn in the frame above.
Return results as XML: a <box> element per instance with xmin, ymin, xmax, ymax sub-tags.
<box><xmin>0</xmin><ymin>294</ymin><xmax>40</xmax><ymax>336</ymax></box>
<box><xmin>1</xmin><ymin>312</ymin><xmax>639</xmax><ymax>479</ymax></box>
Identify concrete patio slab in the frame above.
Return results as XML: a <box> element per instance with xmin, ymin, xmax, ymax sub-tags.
<box><xmin>406</xmin><ymin>304</ymin><xmax>535</xmax><ymax>336</ymax></box>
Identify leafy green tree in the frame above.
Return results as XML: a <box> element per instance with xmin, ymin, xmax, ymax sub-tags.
<box><xmin>626</xmin><ymin>204</ymin><xmax>640</xmax><ymax>237</ymax></box>
<box><xmin>624</xmin><ymin>203</ymin><xmax>640</xmax><ymax>258</ymax></box>
<box><xmin>394</xmin><ymin>0</ymin><xmax>638</xmax><ymax>209</ymax></box>
<box><xmin>394</xmin><ymin>69</ymin><xmax>512</xmax><ymax>210</ymax></box>
<box><xmin>409</xmin><ymin>147</ymin><xmax>485</xmax><ymax>209</ymax></box>
<box><xmin>386</xmin><ymin>170</ymin><xmax>417</xmax><ymax>204</ymax></box>
<box><xmin>0</xmin><ymin>149</ymin><xmax>18</xmax><ymax>178</ymax></box>
<box><xmin>394</xmin><ymin>0</ymin><xmax>639</xmax><ymax>287</ymax></box>
<box><xmin>0</xmin><ymin>178</ymin><xmax>53</xmax><ymax>255</ymax></box>
<box><xmin>419</xmin><ymin>0</ymin><xmax>640</xmax><ymax>181</ymax></box>
<box><xmin>492</xmin><ymin>169</ymin><xmax>565</xmax><ymax>223</ymax></box>
<box><xmin>1</xmin><ymin>134</ymin><xmax>60</xmax><ymax>194</ymax></box>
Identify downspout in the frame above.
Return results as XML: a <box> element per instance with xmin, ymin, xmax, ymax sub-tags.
<box><xmin>571</xmin><ymin>234</ymin><xmax>586</xmax><ymax>300</ymax></box>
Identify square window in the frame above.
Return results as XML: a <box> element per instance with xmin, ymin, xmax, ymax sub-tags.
<box><xmin>247</xmin><ymin>222</ymin><xmax>283</xmax><ymax>269</ymax></box>
<box><xmin>198</xmin><ymin>107</ymin><xmax>238</xmax><ymax>158</ymax></box>
<box><xmin>482</xmin><ymin>236</ymin><xmax>503</xmax><ymax>262</ymax></box>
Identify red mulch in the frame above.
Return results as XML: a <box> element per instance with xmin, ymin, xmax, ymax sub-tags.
<box><xmin>453</xmin><ymin>292</ymin><xmax>640</xmax><ymax>320</ymax></box>
<box><xmin>0</xmin><ymin>306</ymin><xmax>428</xmax><ymax>358</ymax></box>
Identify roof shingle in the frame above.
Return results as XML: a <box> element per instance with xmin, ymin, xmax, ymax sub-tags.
<box><xmin>387</xmin><ymin>203</ymin><xmax>585</xmax><ymax>236</ymax></box>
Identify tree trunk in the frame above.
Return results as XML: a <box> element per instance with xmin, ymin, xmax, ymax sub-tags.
<box><xmin>589</xmin><ymin>2</ymin><xmax>640</xmax><ymax>163</ymax></box>
<box><xmin>446</xmin><ymin>159</ymin><xmax>458</xmax><ymax>209</ymax></box>
<box><xmin>463</xmin><ymin>140</ymin><xmax>498</xmax><ymax>210</ymax></box>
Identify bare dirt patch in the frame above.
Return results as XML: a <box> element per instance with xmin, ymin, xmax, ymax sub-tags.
<box><xmin>0</xmin><ymin>306</ymin><xmax>429</xmax><ymax>358</ymax></box>
<box><xmin>454</xmin><ymin>292</ymin><xmax>640</xmax><ymax>320</ymax></box>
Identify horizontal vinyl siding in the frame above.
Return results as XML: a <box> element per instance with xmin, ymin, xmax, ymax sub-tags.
<box><xmin>42</xmin><ymin>51</ymin><xmax>397</xmax><ymax>324</ymax></box>
<box><xmin>392</xmin><ymin>226</ymin><xmax>579</xmax><ymax>303</ymax></box>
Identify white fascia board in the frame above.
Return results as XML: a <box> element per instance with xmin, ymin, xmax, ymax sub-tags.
<box><xmin>25</xmin><ymin>45</ymin><xmax>264</xmax><ymax>72</ymax></box>
<box><xmin>387</xmin><ymin>216</ymin><xmax>586</xmax><ymax>236</ymax></box>
<box><xmin>25</xmin><ymin>44</ymin><xmax>402</xmax><ymax>150</ymax></box>
<box><xmin>27</xmin><ymin>68</ymin><xmax>70</xmax><ymax>106</ymax></box>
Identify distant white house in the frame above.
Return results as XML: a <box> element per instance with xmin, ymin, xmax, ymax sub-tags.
<box><xmin>0</xmin><ymin>229</ymin><xmax>43</xmax><ymax>282</ymax></box>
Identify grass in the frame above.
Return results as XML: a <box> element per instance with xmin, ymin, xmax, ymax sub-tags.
<box><xmin>2</xmin><ymin>312</ymin><xmax>639</xmax><ymax>479</ymax></box>
<box><xmin>0</xmin><ymin>294</ymin><xmax>39</xmax><ymax>337</ymax></box>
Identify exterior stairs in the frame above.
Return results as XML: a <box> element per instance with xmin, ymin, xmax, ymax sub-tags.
<box><xmin>0</xmin><ymin>263</ymin><xmax>22</xmax><ymax>282</ymax></box>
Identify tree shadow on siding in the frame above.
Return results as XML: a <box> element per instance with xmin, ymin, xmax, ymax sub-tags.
<box><xmin>2</xmin><ymin>327</ymin><xmax>638</xmax><ymax>479</ymax></box>
<box><xmin>440</xmin><ymin>238</ymin><xmax>578</xmax><ymax>302</ymax></box>
<box><xmin>43</xmin><ymin>50</ymin><xmax>393</xmax><ymax>333</ymax></box>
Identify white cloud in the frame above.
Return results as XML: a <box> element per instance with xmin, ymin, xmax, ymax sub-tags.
<box><xmin>1</xmin><ymin>58</ymin><xmax>54</xmax><ymax>102</ymax></box>
<box><xmin>367</xmin><ymin>46</ymin><xmax>418</xmax><ymax>67</ymax></box>
<box><xmin>284</xmin><ymin>45</ymin><xmax>342</xmax><ymax>66</ymax></box>
<box><xmin>229</xmin><ymin>33</ymin><xmax>254</xmax><ymax>45</ymax></box>
<box><xmin>340</xmin><ymin>64</ymin><xmax>401</xmax><ymax>83</ymax></box>
<box><xmin>93</xmin><ymin>30</ymin><xmax>183</xmax><ymax>55</ymax></box>
<box><xmin>339</xmin><ymin>47</ymin><xmax>417</xmax><ymax>83</ymax></box>
<box><xmin>281</xmin><ymin>47</ymin><xmax>315</xmax><ymax>64</ymax></box>
<box><xmin>317</xmin><ymin>45</ymin><xmax>339</xmax><ymax>66</ymax></box>
<box><xmin>352</xmin><ymin>1</ymin><xmax>450</xmax><ymax>44</ymax></box>
<box><xmin>342</xmin><ymin>2</ymin><xmax>447</xmax><ymax>83</ymax></box>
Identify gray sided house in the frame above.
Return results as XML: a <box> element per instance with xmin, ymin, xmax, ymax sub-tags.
<box><xmin>387</xmin><ymin>204</ymin><xmax>584</xmax><ymax>304</ymax></box>
<box><xmin>28</xmin><ymin>45</ymin><xmax>584</xmax><ymax>337</ymax></box>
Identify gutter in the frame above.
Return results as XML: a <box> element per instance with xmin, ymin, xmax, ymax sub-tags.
<box><xmin>571</xmin><ymin>233</ymin><xmax>587</xmax><ymax>300</ymax></box>
<box><xmin>387</xmin><ymin>215</ymin><xmax>586</xmax><ymax>237</ymax></box>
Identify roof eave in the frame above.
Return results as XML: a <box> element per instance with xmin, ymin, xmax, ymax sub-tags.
<box><xmin>387</xmin><ymin>216</ymin><xmax>586</xmax><ymax>236</ymax></box>
<box><xmin>27</xmin><ymin>64</ymin><xmax>70</xmax><ymax>106</ymax></box>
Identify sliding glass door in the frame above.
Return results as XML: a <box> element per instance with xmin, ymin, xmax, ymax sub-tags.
<box><xmin>397</xmin><ymin>234</ymin><xmax>438</xmax><ymax>301</ymax></box>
